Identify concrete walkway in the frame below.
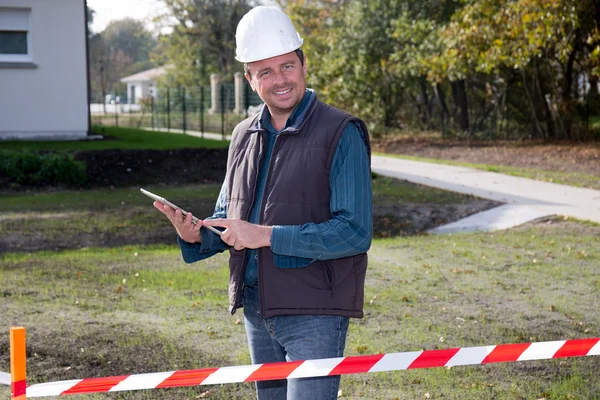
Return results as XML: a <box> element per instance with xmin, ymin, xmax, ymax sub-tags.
<box><xmin>147</xmin><ymin>127</ymin><xmax>599</xmax><ymax>233</ymax></box>
<box><xmin>371</xmin><ymin>155</ymin><xmax>600</xmax><ymax>233</ymax></box>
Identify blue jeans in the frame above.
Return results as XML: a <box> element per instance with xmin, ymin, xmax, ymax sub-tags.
<box><xmin>243</xmin><ymin>285</ymin><xmax>350</xmax><ymax>400</ymax></box>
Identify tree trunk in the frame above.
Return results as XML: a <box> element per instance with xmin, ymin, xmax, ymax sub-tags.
<box><xmin>499</xmin><ymin>83</ymin><xmax>508</xmax><ymax>139</ymax></box>
<box><xmin>533</xmin><ymin>61</ymin><xmax>555</xmax><ymax>139</ymax></box>
<box><xmin>435</xmin><ymin>83</ymin><xmax>450</xmax><ymax>137</ymax></box>
<box><xmin>561</xmin><ymin>28</ymin><xmax>580</xmax><ymax>139</ymax></box>
<box><xmin>520</xmin><ymin>69</ymin><xmax>544</xmax><ymax>138</ymax></box>
<box><xmin>452</xmin><ymin>79</ymin><xmax>470</xmax><ymax>133</ymax></box>
<box><xmin>419</xmin><ymin>78</ymin><xmax>432</xmax><ymax>127</ymax></box>
<box><xmin>410</xmin><ymin>93</ymin><xmax>426</xmax><ymax>127</ymax></box>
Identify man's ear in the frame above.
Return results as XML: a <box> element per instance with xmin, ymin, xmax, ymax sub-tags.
<box><xmin>245</xmin><ymin>73</ymin><xmax>256</xmax><ymax>92</ymax></box>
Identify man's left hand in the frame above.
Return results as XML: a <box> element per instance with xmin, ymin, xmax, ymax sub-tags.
<box><xmin>203</xmin><ymin>219</ymin><xmax>272</xmax><ymax>250</ymax></box>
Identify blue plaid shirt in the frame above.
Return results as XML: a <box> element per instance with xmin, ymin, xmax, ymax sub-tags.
<box><xmin>178</xmin><ymin>90</ymin><xmax>372</xmax><ymax>286</ymax></box>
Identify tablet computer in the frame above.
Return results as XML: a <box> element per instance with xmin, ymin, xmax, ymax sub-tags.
<box><xmin>140</xmin><ymin>188</ymin><xmax>222</xmax><ymax>236</ymax></box>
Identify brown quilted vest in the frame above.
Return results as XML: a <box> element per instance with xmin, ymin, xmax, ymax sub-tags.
<box><xmin>225</xmin><ymin>98</ymin><xmax>370</xmax><ymax>319</ymax></box>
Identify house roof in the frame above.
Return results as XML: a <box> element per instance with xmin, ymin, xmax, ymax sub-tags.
<box><xmin>120</xmin><ymin>65</ymin><xmax>170</xmax><ymax>83</ymax></box>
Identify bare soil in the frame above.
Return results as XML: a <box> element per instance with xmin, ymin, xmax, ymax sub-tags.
<box><xmin>74</xmin><ymin>148</ymin><xmax>228</xmax><ymax>188</ymax></box>
<box><xmin>0</xmin><ymin>146</ymin><xmax>501</xmax><ymax>253</ymax></box>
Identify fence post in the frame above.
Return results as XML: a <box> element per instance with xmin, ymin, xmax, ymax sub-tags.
<box><xmin>199</xmin><ymin>86</ymin><xmax>204</xmax><ymax>138</ymax></box>
<box><xmin>234</xmin><ymin>71</ymin><xmax>245</xmax><ymax>114</ymax></box>
<box><xmin>245</xmin><ymin>81</ymin><xmax>250</xmax><ymax>118</ymax></box>
<box><xmin>182</xmin><ymin>87</ymin><xmax>187</xmax><ymax>135</ymax></box>
<box><xmin>209</xmin><ymin>73</ymin><xmax>221</xmax><ymax>114</ymax></box>
<box><xmin>10</xmin><ymin>327</ymin><xmax>26</xmax><ymax>400</ymax></box>
<box><xmin>128</xmin><ymin>96</ymin><xmax>132</xmax><ymax>127</ymax></box>
<box><xmin>220</xmin><ymin>84</ymin><xmax>225</xmax><ymax>140</ymax></box>
<box><xmin>151</xmin><ymin>94</ymin><xmax>155</xmax><ymax>130</ymax></box>
<box><xmin>167</xmin><ymin>88</ymin><xmax>171</xmax><ymax>132</ymax></box>
<box><xmin>114</xmin><ymin>99</ymin><xmax>119</xmax><ymax>127</ymax></box>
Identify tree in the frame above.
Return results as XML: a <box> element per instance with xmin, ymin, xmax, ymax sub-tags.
<box><xmin>432</xmin><ymin>0</ymin><xmax>599</xmax><ymax>139</ymax></box>
<box><xmin>102</xmin><ymin>18</ymin><xmax>156</xmax><ymax>64</ymax></box>
<box><xmin>154</xmin><ymin>0</ymin><xmax>254</xmax><ymax>87</ymax></box>
<box><xmin>86</xmin><ymin>6</ymin><xmax>95</xmax><ymax>37</ymax></box>
<box><xmin>88</xmin><ymin>18</ymin><xmax>157</xmax><ymax>105</ymax></box>
<box><xmin>89</xmin><ymin>34</ymin><xmax>133</xmax><ymax>109</ymax></box>
<box><xmin>283</xmin><ymin>0</ymin><xmax>598</xmax><ymax>139</ymax></box>
<box><xmin>284</xmin><ymin>0</ymin><xmax>461</xmax><ymax>135</ymax></box>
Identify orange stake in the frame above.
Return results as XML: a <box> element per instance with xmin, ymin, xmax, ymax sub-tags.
<box><xmin>10</xmin><ymin>327</ymin><xmax>26</xmax><ymax>400</ymax></box>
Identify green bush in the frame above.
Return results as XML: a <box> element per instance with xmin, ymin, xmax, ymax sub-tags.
<box><xmin>0</xmin><ymin>150</ymin><xmax>87</xmax><ymax>187</ymax></box>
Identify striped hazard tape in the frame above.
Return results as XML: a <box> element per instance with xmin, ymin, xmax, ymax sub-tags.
<box><xmin>21</xmin><ymin>337</ymin><xmax>600</xmax><ymax>398</ymax></box>
<box><xmin>0</xmin><ymin>371</ymin><xmax>11</xmax><ymax>386</ymax></box>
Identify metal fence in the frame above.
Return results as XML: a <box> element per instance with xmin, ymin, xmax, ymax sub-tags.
<box><xmin>90</xmin><ymin>83</ymin><xmax>263</xmax><ymax>138</ymax></box>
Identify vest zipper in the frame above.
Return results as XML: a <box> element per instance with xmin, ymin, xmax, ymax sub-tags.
<box><xmin>232</xmin><ymin>131</ymin><xmax>265</xmax><ymax>315</ymax></box>
<box><xmin>257</xmin><ymin>130</ymin><xmax>289</xmax><ymax>318</ymax></box>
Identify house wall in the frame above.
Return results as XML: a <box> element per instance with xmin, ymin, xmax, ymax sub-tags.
<box><xmin>125</xmin><ymin>81</ymin><xmax>152</xmax><ymax>104</ymax></box>
<box><xmin>0</xmin><ymin>0</ymin><xmax>88</xmax><ymax>140</ymax></box>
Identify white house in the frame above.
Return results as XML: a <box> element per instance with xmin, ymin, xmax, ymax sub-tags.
<box><xmin>120</xmin><ymin>65</ymin><xmax>169</xmax><ymax>104</ymax></box>
<box><xmin>0</xmin><ymin>0</ymin><xmax>89</xmax><ymax>140</ymax></box>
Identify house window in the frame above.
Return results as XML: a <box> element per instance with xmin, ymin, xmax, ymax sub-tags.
<box><xmin>0</xmin><ymin>31</ymin><xmax>28</xmax><ymax>54</ymax></box>
<box><xmin>0</xmin><ymin>8</ymin><xmax>32</xmax><ymax>63</ymax></box>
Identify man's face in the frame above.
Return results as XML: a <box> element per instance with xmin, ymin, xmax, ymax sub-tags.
<box><xmin>245</xmin><ymin>51</ymin><xmax>307</xmax><ymax>118</ymax></box>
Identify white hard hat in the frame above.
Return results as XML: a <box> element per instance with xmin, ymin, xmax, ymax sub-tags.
<box><xmin>235</xmin><ymin>6</ymin><xmax>303</xmax><ymax>63</ymax></box>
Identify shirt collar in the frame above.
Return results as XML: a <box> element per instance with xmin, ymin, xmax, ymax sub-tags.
<box><xmin>251</xmin><ymin>89</ymin><xmax>316</xmax><ymax>134</ymax></box>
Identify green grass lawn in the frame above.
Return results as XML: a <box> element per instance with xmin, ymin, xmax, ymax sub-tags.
<box><xmin>375</xmin><ymin>152</ymin><xmax>600</xmax><ymax>191</ymax></box>
<box><xmin>0</xmin><ymin>175</ymin><xmax>468</xmax><ymax>213</ymax></box>
<box><xmin>0</xmin><ymin>125</ymin><xmax>597</xmax><ymax>398</ymax></box>
<box><xmin>0</xmin><ymin>126</ymin><xmax>230</xmax><ymax>151</ymax></box>
<box><xmin>0</xmin><ymin>219</ymin><xmax>598</xmax><ymax>399</ymax></box>
<box><xmin>0</xmin><ymin>179</ymin><xmax>480</xmax><ymax>253</ymax></box>
<box><xmin>0</xmin><ymin>181</ymin><xmax>599</xmax><ymax>399</ymax></box>
<box><xmin>0</xmin><ymin>184</ymin><xmax>223</xmax><ymax>213</ymax></box>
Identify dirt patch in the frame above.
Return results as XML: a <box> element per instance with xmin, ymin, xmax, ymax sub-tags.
<box><xmin>0</xmin><ymin>199</ymin><xmax>499</xmax><ymax>253</ymax></box>
<box><xmin>371</xmin><ymin>136</ymin><xmax>600</xmax><ymax>175</ymax></box>
<box><xmin>372</xmin><ymin>200</ymin><xmax>498</xmax><ymax>238</ymax></box>
<box><xmin>0</xmin><ymin>146</ymin><xmax>501</xmax><ymax>253</ymax></box>
<box><xmin>75</xmin><ymin>148</ymin><xmax>228</xmax><ymax>188</ymax></box>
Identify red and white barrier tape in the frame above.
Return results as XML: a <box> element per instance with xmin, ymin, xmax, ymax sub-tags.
<box><xmin>0</xmin><ymin>371</ymin><xmax>10</xmax><ymax>386</ymax></box>
<box><xmin>24</xmin><ymin>338</ymin><xmax>600</xmax><ymax>397</ymax></box>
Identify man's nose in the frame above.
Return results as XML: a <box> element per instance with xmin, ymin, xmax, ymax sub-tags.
<box><xmin>271</xmin><ymin>70</ymin><xmax>286</xmax><ymax>86</ymax></box>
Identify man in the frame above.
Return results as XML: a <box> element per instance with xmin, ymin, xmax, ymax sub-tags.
<box><xmin>155</xmin><ymin>6</ymin><xmax>372</xmax><ymax>400</ymax></box>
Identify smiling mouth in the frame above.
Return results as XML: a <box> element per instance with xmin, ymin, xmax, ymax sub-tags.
<box><xmin>273</xmin><ymin>88</ymin><xmax>292</xmax><ymax>95</ymax></box>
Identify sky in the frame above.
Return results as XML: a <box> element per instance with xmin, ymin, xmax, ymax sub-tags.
<box><xmin>87</xmin><ymin>0</ymin><xmax>278</xmax><ymax>34</ymax></box>
<box><xmin>87</xmin><ymin>0</ymin><xmax>167</xmax><ymax>34</ymax></box>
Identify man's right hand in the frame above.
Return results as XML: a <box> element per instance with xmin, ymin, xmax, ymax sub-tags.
<box><xmin>153</xmin><ymin>201</ymin><xmax>202</xmax><ymax>243</ymax></box>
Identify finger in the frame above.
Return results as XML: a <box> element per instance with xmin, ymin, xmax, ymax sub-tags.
<box><xmin>220</xmin><ymin>230</ymin><xmax>233</xmax><ymax>245</ymax></box>
<box><xmin>174</xmin><ymin>208</ymin><xmax>184</xmax><ymax>223</ymax></box>
<box><xmin>234</xmin><ymin>242</ymin><xmax>245</xmax><ymax>251</ymax></box>
<box><xmin>154</xmin><ymin>201</ymin><xmax>170</xmax><ymax>214</ymax></box>
<box><xmin>160</xmin><ymin>204</ymin><xmax>178</xmax><ymax>223</ymax></box>
<box><xmin>203</xmin><ymin>218</ymin><xmax>231</xmax><ymax>228</ymax></box>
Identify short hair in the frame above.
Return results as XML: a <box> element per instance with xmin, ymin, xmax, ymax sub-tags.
<box><xmin>244</xmin><ymin>48</ymin><xmax>305</xmax><ymax>78</ymax></box>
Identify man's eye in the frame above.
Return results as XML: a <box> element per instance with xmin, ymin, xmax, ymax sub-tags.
<box><xmin>283</xmin><ymin>65</ymin><xmax>293</xmax><ymax>70</ymax></box>
<box><xmin>259</xmin><ymin>71</ymin><xmax>271</xmax><ymax>77</ymax></box>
